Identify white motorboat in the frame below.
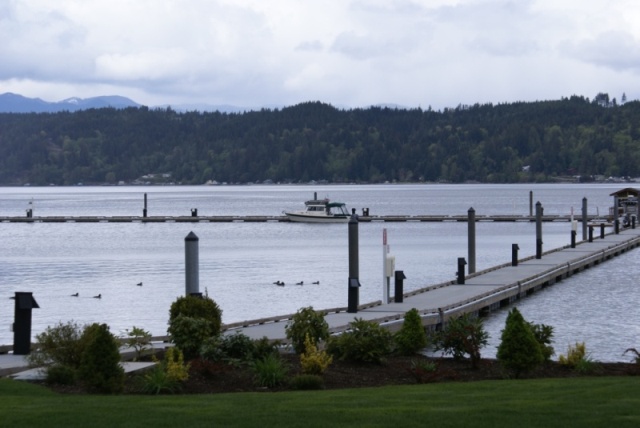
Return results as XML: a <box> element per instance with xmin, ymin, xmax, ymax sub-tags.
<box><xmin>284</xmin><ymin>193</ymin><xmax>350</xmax><ymax>223</ymax></box>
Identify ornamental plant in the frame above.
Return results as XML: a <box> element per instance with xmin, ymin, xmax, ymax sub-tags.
<box><xmin>123</xmin><ymin>326</ymin><xmax>152</xmax><ymax>361</ymax></box>
<box><xmin>164</xmin><ymin>347</ymin><xmax>190</xmax><ymax>382</ymax></box>
<box><xmin>394</xmin><ymin>308</ymin><xmax>428</xmax><ymax>355</ymax></box>
<box><xmin>496</xmin><ymin>308</ymin><xmax>544</xmax><ymax>378</ymax></box>
<box><xmin>285</xmin><ymin>306</ymin><xmax>330</xmax><ymax>354</ymax></box>
<box><xmin>433</xmin><ymin>313</ymin><xmax>488</xmax><ymax>369</ymax></box>
<box><xmin>327</xmin><ymin>318</ymin><xmax>393</xmax><ymax>364</ymax></box>
<box><xmin>168</xmin><ymin>294</ymin><xmax>222</xmax><ymax>359</ymax></box>
<box><xmin>78</xmin><ymin>323</ymin><xmax>125</xmax><ymax>393</ymax></box>
<box><xmin>300</xmin><ymin>333</ymin><xmax>333</xmax><ymax>375</ymax></box>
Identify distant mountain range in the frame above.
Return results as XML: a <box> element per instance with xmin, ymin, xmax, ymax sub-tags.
<box><xmin>0</xmin><ymin>92</ymin><xmax>263</xmax><ymax>114</ymax></box>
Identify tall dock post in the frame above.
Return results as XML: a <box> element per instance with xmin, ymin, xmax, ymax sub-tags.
<box><xmin>512</xmin><ymin>244</ymin><xmax>519</xmax><ymax>266</ymax></box>
<box><xmin>529</xmin><ymin>191</ymin><xmax>533</xmax><ymax>217</ymax></box>
<box><xmin>13</xmin><ymin>292</ymin><xmax>39</xmax><ymax>355</ymax></box>
<box><xmin>456</xmin><ymin>258</ymin><xmax>466</xmax><ymax>284</ymax></box>
<box><xmin>468</xmin><ymin>207</ymin><xmax>476</xmax><ymax>274</ymax></box>
<box><xmin>143</xmin><ymin>193</ymin><xmax>148</xmax><ymax>218</ymax></box>
<box><xmin>535</xmin><ymin>201</ymin><xmax>543</xmax><ymax>259</ymax></box>
<box><xmin>581</xmin><ymin>197</ymin><xmax>588</xmax><ymax>241</ymax></box>
<box><xmin>348</xmin><ymin>211</ymin><xmax>360</xmax><ymax>313</ymax></box>
<box><xmin>185</xmin><ymin>232</ymin><xmax>200</xmax><ymax>296</ymax></box>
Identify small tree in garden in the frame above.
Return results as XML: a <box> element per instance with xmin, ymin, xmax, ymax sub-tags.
<box><xmin>433</xmin><ymin>313</ymin><xmax>488</xmax><ymax>369</ymax></box>
<box><xmin>285</xmin><ymin>306</ymin><xmax>330</xmax><ymax>354</ymax></box>
<box><xmin>78</xmin><ymin>323</ymin><xmax>125</xmax><ymax>393</ymax></box>
<box><xmin>168</xmin><ymin>295</ymin><xmax>222</xmax><ymax>359</ymax></box>
<box><xmin>527</xmin><ymin>321</ymin><xmax>555</xmax><ymax>362</ymax></box>
<box><xmin>300</xmin><ymin>333</ymin><xmax>333</xmax><ymax>375</ymax></box>
<box><xmin>394</xmin><ymin>308</ymin><xmax>428</xmax><ymax>355</ymax></box>
<box><xmin>497</xmin><ymin>308</ymin><xmax>544</xmax><ymax>378</ymax></box>
<box><xmin>123</xmin><ymin>326</ymin><xmax>152</xmax><ymax>361</ymax></box>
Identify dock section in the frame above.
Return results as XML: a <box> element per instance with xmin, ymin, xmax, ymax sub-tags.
<box><xmin>223</xmin><ymin>226</ymin><xmax>640</xmax><ymax>342</ymax></box>
<box><xmin>0</xmin><ymin>214</ymin><xmax>600</xmax><ymax>223</ymax></box>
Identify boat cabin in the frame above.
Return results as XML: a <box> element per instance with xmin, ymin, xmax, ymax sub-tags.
<box><xmin>610</xmin><ymin>188</ymin><xmax>639</xmax><ymax>225</ymax></box>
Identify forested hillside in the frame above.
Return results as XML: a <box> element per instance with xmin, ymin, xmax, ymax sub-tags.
<box><xmin>1</xmin><ymin>95</ymin><xmax>639</xmax><ymax>185</ymax></box>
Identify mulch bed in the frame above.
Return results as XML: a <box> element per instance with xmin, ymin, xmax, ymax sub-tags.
<box><xmin>38</xmin><ymin>352</ymin><xmax>640</xmax><ymax>395</ymax></box>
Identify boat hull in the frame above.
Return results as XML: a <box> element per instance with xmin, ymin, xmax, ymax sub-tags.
<box><xmin>285</xmin><ymin>212</ymin><xmax>349</xmax><ymax>223</ymax></box>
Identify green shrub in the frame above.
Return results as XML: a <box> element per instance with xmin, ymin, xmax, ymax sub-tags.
<box><xmin>285</xmin><ymin>307</ymin><xmax>330</xmax><ymax>354</ymax></box>
<box><xmin>27</xmin><ymin>321</ymin><xmax>86</xmax><ymax>369</ymax></box>
<box><xmin>169</xmin><ymin>295</ymin><xmax>223</xmax><ymax>336</ymax></box>
<box><xmin>251</xmin><ymin>354</ymin><xmax>289</xmax><ymax>388</ymax></box>
<box><xmin>165</xmin><ymin>347</ymin><xmax>190</xmax><ymax>382</ymax></box>
<box><xmin>252</xmin><ymin>337</ymin><xmax>281</xmax><ymax>360</ymax></box>
<box><xmin>496</xmin><ymin>308</ymin><xmax>544</xmax><ymax>378</ymax></box>
<box><xmin>410</xmin><ymin>359</ymin><xmax>438</xmax><ymax>384</ymax></box>
<box><xmin>291</xmin><ymin>374</ymin><xmax>325</xmax><ymax>390</ymax></box>
<box><xmin>167</xmin><ymin>295</ymin><xmax>222</xmax><ymax>359</ymax></box>
<box><xmin>559</xmin><ymin>342</ymin><xmax>598</xmax><ymax>373</ymax></box>
<box><xmin>528</xmin><ymin>322</ymin><xmax>555</xmax><ymax>362</ymax></box>
<box><xmin>394</xmin><ymin>308</ymin><xmax>428</xmax><ymax>355</ymax></box>
<box><xmin>219</xmin><ymin>332</ymin><xmax>256</xmax><ymax>361</ymax></box>
<box><xmin>168</xmin><ymin>315</ymin><xmax>213</xmax><ymax>360</ymax></box>
<box><xmin>623</xmin><ymin>347</ymin><xmax>640</xmax><ymax>364</ymax></box>
<box><xmin>45</xmin><ymin>365</ymin><xmax>77</xmax><ymax>386</ymax></box>
<box><xmin>139</xmin><ymin>363</ymin><xmax>180</xmax><ymax>395</ymax></box>
<box><xmin>300</xmin><ymin>333</ymin><xmax>333</xmax><ymax>375</ymax></box>
<box><xmin>432</xmin><ymin>313</ymin><xmax>488</xmax><ymax>369</ymax></box>
<box><xmin>123</xmin><ymin>326</ymin><xmax>152</xmax><ymax>361</ymax></box>
<box><xmin>558</xmin><ymin>342</ymin><xmax>587</xmax><ymax>367</ymax></box>
<box><xmin>78</xmin><ymin>323</ymin><xmax>125</xmax><ymax>394</ymax></box>
<box><xmin>327</xmin><ymin>318</ymin><xmax>393</xmax><ymax>364</ymax></box>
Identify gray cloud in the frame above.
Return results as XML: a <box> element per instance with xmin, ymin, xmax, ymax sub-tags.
<box><xmin>0</xmin><ymin>0</ymin><xmax>638</xmax><ymax>109</ymax></box>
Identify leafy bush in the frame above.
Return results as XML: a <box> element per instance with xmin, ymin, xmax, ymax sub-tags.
<box><xmin>167</xmin><ymin>295</ymin><xmax>222</xmax><ymax>359</ymax></box>
<box><xmin>432</xmin><ymin>313</ymin><xmax>488</xmax><ymax>369</ymax></box>
<box><xmin>27</xmin><ymin>321</ymin><xmax>86</xmax><ymax>369</ymax></box>
<box><xmin>300</xmin><ymin>333</ymin><xmax>333</xmax><ymax>375</ymax></box>
<box><xmin>409</xmin><ymin>359</ymin><xmax>438</xmax><ymax>384</ymax></box>
<box><xmin>168</xmin><ymin>315</ymin><xmax>213</xmax><ymax>360</ymax></box>
<box><xmin>327</xmin><ymin>318</ymin><xmax>393</xmax><ymax>364</ymax></box>
<box><xmin>285</xmin><ymin>307</ymin><xmax>330</xmax><ymax>354</ymax></box>
<box><xmin>45</xmin><ymin>365</ymin><xmax>77</xmax><ymax>386</ymax></box>
<box><xmin>252</xmin><ymin>336</ymin><xmax>281</xmax><ymax>360</ymax></box>
<box><xmin>165</xmin><ymin>347</ymin><xmax>190</xmax><ymax>382</ymax></box>
<box><xmin>291</xmin><ymin>374</ymin><xmax>324</xmax><ymax>390</ymax></box>
<box><xmin>169</xmin><ymin>295</ymin><xmax>223</xmax><ymax>335</ymax></box>
<box><xmin>122</xmin><ymin>326</ymin><xmax>152</xmax><ymax>361</ymax></box>
<box><xmin>558</xmin><ymin>342</ymin><xmax>587</xmax><ymax>367</ymax></box>
<box><xmin>139</xmin><ymin>363</ymin><xmax>181</xmax><ymax>395</ymax></box>
<box><xmin>219</xmin><ymin>332</ymin><xmax>256</xmax><ymax>361</ymax></box>
<box><xmin>528</xmin><ymin>322</ymin><xmax>555</xmax><ymax>362</ymax></box>
<box><xmin>623</xmin><ymin>347</ymin><xmax>640</xmax><ymax>364</ymax></box>
<box><xmin>78</xmin><ymin>323</ymin><xmax>125</xmax><ymax>394</ymax></box>
<box><xmin>251</xmin><ymin>354</ymin><xmax>289</xmax><ymax>388</ymax></box>
<box><xmin>559</xmin><ymin>342</ymin><xmax>598</xmax><ymax>373</ymax></box>
<box><xmin>394</xmin><ymin>308</ymin><xmax>427</xmax><ymax>355</ymax></box>
<box><xmin>496</xmin><ymin>308</ymin><xmax>544</xmax><ymax>377</ymax></box>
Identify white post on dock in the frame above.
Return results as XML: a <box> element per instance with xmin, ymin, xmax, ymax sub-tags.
<box><xmin>468</xmin><ymin>207</ymin><xmax>476</xmax><ymax>274</ymax></box>
<box><xmin>382</xmin><ymin>229</ymin><xmax>390</xmax><ymax>303</ymax></box>
<box><xmin>185</xmin><ymin>231</ymin><xmax>200</xmax><ymax>296</ymax></box>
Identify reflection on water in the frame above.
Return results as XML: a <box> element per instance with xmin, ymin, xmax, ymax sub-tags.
<box><xmin>0</xmin><ymin>183</ymin><xmax>637</xmax><ymax>361</ymax></box>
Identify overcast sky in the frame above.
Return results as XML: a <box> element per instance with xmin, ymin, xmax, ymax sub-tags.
<box><xmin>1</xmin><ymin>0</ymin><xmax>638</xmax><ymax>109</ymax></box>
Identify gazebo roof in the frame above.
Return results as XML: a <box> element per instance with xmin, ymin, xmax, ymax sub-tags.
<box><xmin>610</xmin><ymin>187</ymin><xmax>640</xmax><ymax>197</ymax></box>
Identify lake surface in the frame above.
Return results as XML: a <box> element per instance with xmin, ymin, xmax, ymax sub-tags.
<box><xmin>1</xmin><ymin>183</ymin><xmax>637</xmax><ymax>361</ymax></box>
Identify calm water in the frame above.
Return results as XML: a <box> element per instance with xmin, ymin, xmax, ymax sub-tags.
<box><xmin>1</xmin><ymin>183</ymin><xmax>637</xmax><ymax>361</ymax></box>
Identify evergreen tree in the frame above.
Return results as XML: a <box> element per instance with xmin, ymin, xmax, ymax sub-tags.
<box><xmin>497</xmin><ymin>308</ymin><xmax>544</xmax><ymax>378</ymax></box>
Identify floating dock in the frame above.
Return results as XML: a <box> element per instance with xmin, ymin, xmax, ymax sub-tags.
<box><xmin>222</xmin><ymin>226</ymin><xmax>640</xmax><ymax>342</ymax></box>
<box><xmin>0</xmin><ymin>214</ymin><xmax>601</xmax><ymax>223</ymax></box>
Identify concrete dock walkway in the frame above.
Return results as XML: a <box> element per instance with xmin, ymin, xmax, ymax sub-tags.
<box><xmin>223</xmin><ymin>226</ymin><xmax>640</xmax><ymax>342</ymax></box>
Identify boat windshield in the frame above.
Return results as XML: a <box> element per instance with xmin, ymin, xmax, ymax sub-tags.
<box><xmin>328</xmin><ymin>204</ymin><xmax>349</xmax><ymax>216</ymax></box>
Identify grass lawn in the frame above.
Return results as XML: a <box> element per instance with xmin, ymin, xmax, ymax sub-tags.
<box><xmin>1</xmin><ymin>377</ymin><xmax>639</xmax><ymax>427</ymax></box>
